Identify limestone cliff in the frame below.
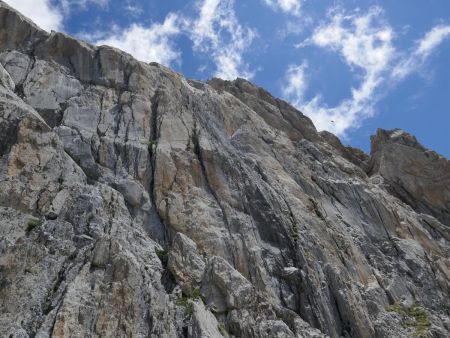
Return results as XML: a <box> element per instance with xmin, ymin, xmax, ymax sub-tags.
<box><xmin>0</xmin><ymin>2</ymin><xmax>449</xmax><ymax>337</ymax></box>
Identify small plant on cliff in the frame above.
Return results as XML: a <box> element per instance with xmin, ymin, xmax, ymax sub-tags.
<box><xmin>190</xmin><ymin>287</ymin><xmax>201</xmax><ymax>299</ymax></box>
<box><xmin>148</xmin><ymin>139</ymin><xmax>158</xmax><ymax>153</ymax></box>
<box><xmin>218</xmin><ymin>323</ymin><xmax>227</xmax><ymax>336</ymax></box>
<box><xmin>386</xmin><ymin>301</ymin><xmax>430</xmax><ymax>337</ymax></box>
<box><xmin>42</xmin><ymin>301</ymin><xmax>54</xmax><ymax>315</ymax></box>
<box><xmin>26</xmin><ymin>218</ymin><xmax>42</xmax><ymax>233</ymax></box>
<box><xmin>176</xmin><ymin>296</ymin><xmax>193</xmax><ymax>316</ymax></box>
<box><xmin>386</xmin><ymin>302</ymin><xmax>402</xmax><ymax>313</ymax></box>
<box><xmin>176</xmin><ymin>288</ymin><xmax>201</xmax><ymax>317</ymax></box>
<box><xmin>405</xmin><ymin>302</ymin><xmax>431</xmax><ymax>338</ymax></box>
<box><xmin>155</xmin><ymin>248</ymin><xmax>169</xmax><ymax>268</ymax></box>
<box><xmin>291</xmin><ymin>223</ymin><xmax>299</xmax><ymax>241</ymax></box>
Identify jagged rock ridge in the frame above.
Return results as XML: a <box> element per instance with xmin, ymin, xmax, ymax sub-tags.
<box><xmin>0</xmin><ymin>1</ymin><xmax>449</xmax><ymax>337</ymax></box>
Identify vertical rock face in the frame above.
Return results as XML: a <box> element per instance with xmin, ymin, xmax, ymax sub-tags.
<box><xmin>368</xmin><ymin>128</ymin><xmax>450</xmax><ymax>226</ymax></box>
<box><xmin>0</xmin><ymin>2</ymin><xmax>449</xmax><ymax>338</ymax></box>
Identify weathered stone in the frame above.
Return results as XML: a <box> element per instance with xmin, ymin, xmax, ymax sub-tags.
<box><xmin>0</xmin><ymin>2</ymin><xmax>449</xmax><ymax>338</ymax></box>
<box><xmin>189</xmin><ymin>300</ymin><xmax>223</xmax><ymax>338</ymax></box>
<box><xmin>0</xmin><ymin>61</ymin><xmax>14</xmax><ymax>91</ymax></box>
<box><xmin>168</xmin><ymin>232</ymin><xmax>206</xmax><ymax>294</ymax></box>
<box><xmin>369</xmin><ymin>128</ymin><xmax>450</xmax><ymax>226</ymax></box>
<box><xmin>201</xmin><ymin>256</ymin><xmax>256</xmax><ymax>313</ymax></box>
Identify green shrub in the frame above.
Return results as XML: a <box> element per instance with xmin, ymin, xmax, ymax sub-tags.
<box><xmin>26</xmin><ymin>218</ymin><xmax>42</xmax><ymax>233</ymax></box>
<box><xmin>386</xmin><ymin>302</ymin><xmax>402</xmax><ymax>313</ymax></box>
<box><xmin>176</xmin><ymin>289</ymin><xmax>201</xmax><ymax>317</ymax></box>
<box><xmin>155</xmin><ymin>248</ymin><xmax>169</xmax><ymax>267</ymax></box>
<box><xmin>406</xmin><ymin>302</ymin><xmax>431</xmax><ymax>338</ymax></box>
<box><xmin>218</xmin><ymin>323</ymin><xmax>227</xmax><ymax>336</ymax></box>
<box><xmin>386</xmin><ymin>301</ymin><xmax>430</xmax><ymax>337</ymax></box>
<box><xmin>176</xmin><ymin>296</ymin><xmax>193</xmax><ymax>317</ymax></box>
<box><xmin>291</xmin><ymin>223</ymin><xmax>299</xmax><ymax>241</ymax></box>
<box><xmin>304</xmin><ymin>251</ymin><xmax>311</xmax><ymax>260</ymax></box>
<box><xmin>190</xmin><ymin>288</ymin><xmax>201</xmax><ymax>299</ymax></box>
<box><xmin>148</xmin><ymin>139</ymin><xmax>158</xmax><ymax>152</ymax></box>
<box><xmin>42</xmin><ymin>301</ymin><xmax>53</xmax><ymax>315</ymax></box>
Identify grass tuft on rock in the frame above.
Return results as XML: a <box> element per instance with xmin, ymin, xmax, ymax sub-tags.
<box><xmin>218</xmin><ymin>323</ymin><xmax>227</xmax><ymax>336</ymax></box>
<box><xmin>190</xmin><ymin>287</ymin><xmax>201</xmax><ymax>299</ymax></box>
<box><xmin>148</xmin><ymin>139</ymin><xmax>158</xmax><ymax>153</ymax></box>
<box><xmin>386</xmin><ymin>302</ymin><xmax>402</xmax><ymax>313</ymax></box>
<box><xmin>155</xmin><ymin>248</ymin><xmax>169</xmax><ymax>267</ymax></box>
<box><xmin>26</xmin><ymin>218</ymin><xmax>42</xmax><ymax>233</ymax></box>
<box><xmin>406</xmin><ymin>302</ymin><xmax>431</xmax><ymax>338</ymax></box>
<box><xmin>42</xmin><ymin>301</ymin><xmax>54</xmax><ymax>315</ymax></box>
<box><xmin>176</xmin><ymin>297</ymin><xmax>193</xmax><ymax>317</ymax></box>
<box><xmin>291</xmin><ymin>223</ymin><xmax>299</xmax><ymax>242</ymax></box>
<box><xmin>176</xmin><ymin>288</ymin><xmax>201</xmax><ymax>317</ymax></box>
<box><xmin>386</xmin><ymin>301</ymin><xmax>431</xmax><ymax>337</ymax></box>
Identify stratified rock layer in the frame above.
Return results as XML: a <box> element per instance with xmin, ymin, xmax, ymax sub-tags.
<box><xmin>0</xmin><ymin>2</ymin><xmax>449</xmax><ymax>337</ymax></box>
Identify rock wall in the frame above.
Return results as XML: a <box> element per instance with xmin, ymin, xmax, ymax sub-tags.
<box><xmin>0</xmin><ymin>2</ymin><xmax>449</xmax><ymax>337</ymax></box>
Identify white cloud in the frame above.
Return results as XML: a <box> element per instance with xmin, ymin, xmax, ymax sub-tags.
<box><xmin>124</xmin><ymin>4</ymin><xmax>143</xmax><ymax>17</ymax></box>
<box><xmin>310</xmin><ymin>8</ymin><xmax>394</xmax><ymax>74</ymax></box>
<box><xmin>4</xmin><ymin>0</ymin><xmax>64</xmax><ymax>32</ymax></box>
<box><xmin>263</xmin><ymin>0</ymin><xmax>302</xmax><ymax>16</ymax></box>
<box><xmin>282</xmin><ymin>61</ymin><xmax>308</xmax><ymax>100</ymax></box>
<box><xmin>59</xmin><ymin>0</ymin><xmax>109</xmax><ymax>14</ymax></box>
<box><xmin>4</xmin><ymin>0</ymin><xmax>112</xmax><ymax>32</ymax></box>
<box><xmin>95</xmin><ymin>13</ymin><xmax>181</xmax><ymax>66</ymax></box>
<box><xmin>392</xmin><ymin>25</ymin><xmax>450</xmax><ymax>81</ymax></box>
<box><xmin>284</xmin><ymin>7</ymin><xmax>450</xmax><ymax>137</ymax></box>
<box><xmin>188</xmin><ymin>0</ymin><xmax>256</xmax><ymax>79</ymax></box>
<box><xmin>417</xmin><ymin>25</ymin><xmax>450</xmax><ymax>55</ymax></box>
<box><xmin>285</xmin><ymin>7</ymin><xmax>394</xmax><ymax>136</ymax></box>
<box><xmin>84</xmin><ymin>0</ymin><xmax>256</xmax><ymax>78</ymax></box>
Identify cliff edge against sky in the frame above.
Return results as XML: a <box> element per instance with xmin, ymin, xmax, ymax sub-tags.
<box><xmin>0</xmin><ymin>1</ymin><xmax>449</xmax><ymax>337</ymax></box>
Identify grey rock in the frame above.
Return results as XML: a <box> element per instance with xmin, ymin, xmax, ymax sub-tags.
<box><xmin>369</xmin><ymin>128</ymin><xmax>450</xmax><ymax>226</ymax></box>
<box><xmin>0</xmin><ymin>50</ymin><xmax>32</xmax><ymax>86</ymax></box>
<box><xmin>168</xmin><ymin>232</ymin><xmax>206</xmax><ymax>294</ymax></box>
<box><xmin>189</xmin><ymin>300</ymin><xmax>223</xmax><ymax>338</ymax></box>
<box><xmin>0</xmin><ymin>61</ymin><xmax>14</xmax><ymax>91</ymax></box>
<box><xmin>201</xmin><ymin>256</ymin><xmax>256</xmax><ymax>313</ymax></box>
<box><xmin>0</xmin><ymin>2</ymin><xmax>449</xmax><ymax>338</ymax></box>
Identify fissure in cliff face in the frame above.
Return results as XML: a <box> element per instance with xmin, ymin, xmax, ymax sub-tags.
<box><xmin>0</xmin><ymin>2</ymin><xmax>449</xmax><ymax>338</ymax></box>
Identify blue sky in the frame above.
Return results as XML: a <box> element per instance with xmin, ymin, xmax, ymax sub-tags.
<box><xmin>6</xmin><ymin>0</ymin><xmax>450</xmax><ymax>157</ymax></box>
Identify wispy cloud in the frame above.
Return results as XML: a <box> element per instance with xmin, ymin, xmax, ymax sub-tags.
<box><xmin>95</xmin><ymin>13</ymin><xmax>182</xmax><ymax>66</ymax></box>
<box><xmin>80</xmin><ymin>0</ymin><xmax>256</xmax><ymax>78</ymax></box>
<box><xmin>283</xmin><ymin>6</ymin><xmax>450</xmax><ymax>137</ymax></box>
<box><xmin>59</xmin><ymin>0</ymin><xmax>109</xmax><ymax>16</ymax></box>
<box><xmin>4</xmin><ymin>0</ymin><xmax>111</xmax><ymax>32</ymax></box>
<box><xmin>285</xmin><ymin>7</ymin><xmax>394</xmax><ymax>136</ymax></box>
<box><xmin>392</xmin><ymin>25</ymin><xmax>450</xmax><ymax>81</ymax></box>
<box><xmin>124</xmin><ymin>4</ymin><xmax>143</xmax><ymax>17</ymax></box>
<box><xmin>282</xmin><ymin>61</ymin><xmax>308</xmax><ymax>100</ymax></box>
<box><xmin>4</xmin><ymin>0</ymin><xmax>64</xmax><ymax>32</ymax></box>
<box><xmin>188</xmin><ymin>0</ymin><xmax>256</xmax><ymax>79</ymax></box>
<box><xmin>263</xmin><ymin>0</ymin><xmax>302</xmax><ymax>16</ymax></box>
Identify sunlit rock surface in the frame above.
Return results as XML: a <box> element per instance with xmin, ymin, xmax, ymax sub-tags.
<box><xmin>0</xmin><ymin>2</ymin><xmax>449</xmax><ymax>337</ymax></box>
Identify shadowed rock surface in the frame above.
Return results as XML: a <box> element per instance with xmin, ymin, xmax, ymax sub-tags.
<box><xmin>0</xmin><ymin>2</ymin><xmax>449</xmax><ymax>337</ymax></box>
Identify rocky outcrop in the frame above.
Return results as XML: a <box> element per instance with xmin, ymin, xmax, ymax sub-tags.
<box><xmin>368</xmin><ymin>128</ymin><xmax>450</xmax><ymax>226</ymax></box>
<box><xmin>0</xmin><ymin>1</ymin><xmax>449</xmax><ymax>337</ymax></box>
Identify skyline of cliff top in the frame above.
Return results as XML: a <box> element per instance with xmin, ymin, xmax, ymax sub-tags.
<box><xmin>4</xmin><ymin>0</ymin><xmax>450</xmax><ymax>157</ymax></box>
<box><xmin>1</xmin><ymin>2</ymin><xmax>450</xmax><ymax>337</ymax></box>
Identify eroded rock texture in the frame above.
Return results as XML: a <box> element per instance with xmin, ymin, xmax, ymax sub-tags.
<box><xmin>0</xmin><ymin>2</ymin><xmax>449</xmax><ymax>337</ymax></box>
